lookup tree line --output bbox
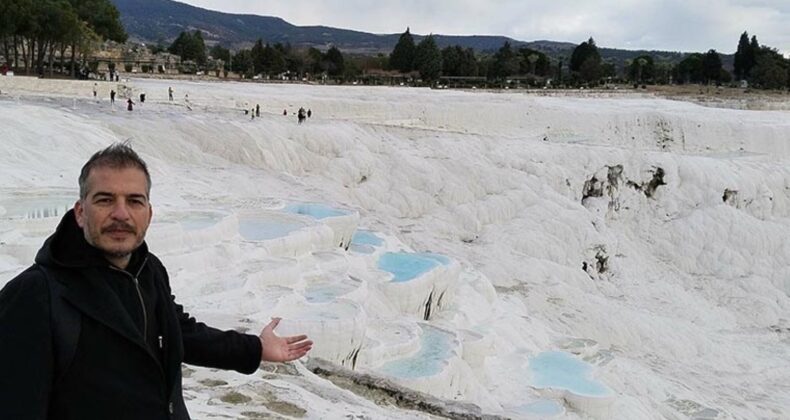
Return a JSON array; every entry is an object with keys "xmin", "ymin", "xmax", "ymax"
[
  {"xmin": 0, "ymin": 0, "xmax": 126, "ymax": 77},
  {"xmin": 383, "ymin": 29, "xmax": 788, "ymax": 89},
  {"xmin": 2, "ymin": 4, "xmax": 787, "ymax": 91},
  {"xmin": 181, "ymin": 28, "xmax": 787, "ymax": 90}
]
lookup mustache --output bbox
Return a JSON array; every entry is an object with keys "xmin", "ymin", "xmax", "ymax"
[{"xmin": 102, "ymin": 222, "xmax": 135, "ymax": 233}]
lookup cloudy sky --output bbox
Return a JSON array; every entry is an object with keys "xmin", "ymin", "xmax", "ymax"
[{"xmin": 178, "ymin": 0, "xmax": 788, "ymax": 55}]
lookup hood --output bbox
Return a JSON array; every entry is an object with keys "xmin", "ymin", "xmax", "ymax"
[{"xmin": 35, "ymin": 209, "xmax": 149, "ymax": 270}]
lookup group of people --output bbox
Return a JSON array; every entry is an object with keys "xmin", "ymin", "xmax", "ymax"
[
  {"xmin": 246, "ymin": 105, "xmax": 314, "ymax": 123},
  {"xmin": 297, "ymin": 107, "xmax": 312, "ymax": 124},
  {"xmin": 245, "ymin": 104, "xmax": 261, "ymax": 119},
  {"xmin": 106, "ymin": 87, "xmax": 185, "ymax": 112}
]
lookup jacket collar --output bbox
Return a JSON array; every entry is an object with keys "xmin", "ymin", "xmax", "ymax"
[{"xmin": 38, "ymin": 210, "xmax": 156, "ymax": 357}]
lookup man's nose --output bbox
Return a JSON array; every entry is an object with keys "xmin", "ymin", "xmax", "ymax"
[{"xmin": 109, "ymin": 200, "xmax": 131, "ymax": 220}]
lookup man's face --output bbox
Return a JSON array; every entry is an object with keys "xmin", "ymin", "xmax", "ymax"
[{"xmin": 74, "ymin": 166, "xmax": 152, "ymax": 267}]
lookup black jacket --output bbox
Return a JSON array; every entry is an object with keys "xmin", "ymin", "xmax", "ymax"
[{"xmin": 0, "ymin": 210, "xmax": 262, "ymax": 420}]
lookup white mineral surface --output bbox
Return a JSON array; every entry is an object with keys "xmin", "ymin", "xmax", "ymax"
[{"xmin": 1, "ymin": 75, "xmax": 789, "ymax": 419}]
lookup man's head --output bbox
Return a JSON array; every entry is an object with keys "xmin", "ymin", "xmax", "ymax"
[{"xmin": 74, "ymin": 142, "xmax": 153, "ymax": 268}]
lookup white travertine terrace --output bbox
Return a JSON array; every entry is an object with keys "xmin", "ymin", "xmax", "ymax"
[{"xmin": 2, "ymin": 75, "xmax": 789, "ymax": 419}]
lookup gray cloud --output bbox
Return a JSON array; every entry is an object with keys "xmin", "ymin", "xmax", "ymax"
[{"xmin": 180, "ymin": 0, "xmax": 789, "ymax": 54}]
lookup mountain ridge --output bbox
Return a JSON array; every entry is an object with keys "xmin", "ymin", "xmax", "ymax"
[{"xmin": 111, "ymin": 0, "xmax": 693, "ymax": 64}]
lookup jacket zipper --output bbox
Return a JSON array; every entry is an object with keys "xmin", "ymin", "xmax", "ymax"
[{"xmin": 111, "ymin": 257, "xmax": 149, "ymax": 339}]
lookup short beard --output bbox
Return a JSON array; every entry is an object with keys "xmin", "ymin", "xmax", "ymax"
[{"xmin": 104, "ymin": 250, "xmax": 133, "ymax": 259}]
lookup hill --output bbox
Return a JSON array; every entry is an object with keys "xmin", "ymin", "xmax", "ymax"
[{"xmin": 110, "ymin": 0, "xmax": 713, "ymax": 67}]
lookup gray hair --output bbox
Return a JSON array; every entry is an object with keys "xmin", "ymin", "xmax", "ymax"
[{"xmin": 78, "ymin": 142, "xmax": 151, "ymax": 199}]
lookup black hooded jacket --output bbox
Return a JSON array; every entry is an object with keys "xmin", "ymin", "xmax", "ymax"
[{"xmin": 0, "ymin": 210, "xmax": 262, "ymax": 420}]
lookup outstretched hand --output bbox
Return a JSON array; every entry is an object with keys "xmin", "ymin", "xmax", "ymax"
[{"xmin": 259, "ymin": 317, "xmax": 313, "ymax": 363}]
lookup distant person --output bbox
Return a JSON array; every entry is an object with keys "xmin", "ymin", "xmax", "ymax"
[
  {"xmin": 139, "ymin": 92, "xmax": 146, "ymax": 103},
  {"xmin": 307, "ymin": 109, "xmax": 312, "ymax": 118},
  {"xmin": 256, "ymin": 104, "xmax": 260, "ymax": 117},
  {"xmin": 283, "ymin": 109, "xmax": 288, "ymax": 116},
  {"xmin": 110, "ymin": 89, "xmax": 116, "ymax": 104},
  {"xmin": 93, "ymin": 83, "xmax": 97, "ymax": 98},
  {"xmin": 127, "ymin": 98, "xmax": 134, "ymax": 111},
  {"xmin": 0, "ymin": 142, "xmax": 313, "ymax": 419},
  {"xmin": 297, "ymin": 107, "xmax": 306, "ymax": 124},
  {"xmin": 251, "ymin": 107, "xmax": 255, "ymax": 120},
  {"xmin": 168, "ymin": 86, "xmax": 174, "ymax": 101}
]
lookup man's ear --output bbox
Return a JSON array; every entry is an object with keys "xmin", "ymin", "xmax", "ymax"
[{"xmin": 74, "ymin": 200, "xmax": 85, "ymax": 228}]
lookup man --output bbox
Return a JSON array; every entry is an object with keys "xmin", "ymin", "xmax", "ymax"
[{"xmin": 0, "ymin": 143, "xmax": 312, "ymax": 419}]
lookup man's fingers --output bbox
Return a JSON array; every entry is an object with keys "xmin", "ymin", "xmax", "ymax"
[
  {"xmin": 288, "ymin": 340, "xmax": 313, "ymax": 350},
  {"xmin": 288, "ymin": 345, "xmax": 312, "ymax": 359},
  {"xmin": 285, "ymin": 334, "xmax": 309, "ymax": 344}
]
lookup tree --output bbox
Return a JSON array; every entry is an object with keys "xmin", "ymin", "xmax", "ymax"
[
  {"xmin": 261, "ymin": 43, "xmax": 286, "ymax": 75},
  {"xmin": 675, "ymin": 53, "xmax": 704, "ymax": 84},
  {"xmin": 168, "ymin": 31, "xmax": 206, "ymax": 66},
  {"xmin": 733, "ymin": 31, "xmax": 751, "ymax": 80},
  {"xmin": 251, "ymin": 39, "xmax": 265, "ymax": 74},
  {"xmin": 442, "ymin": 46, "xmax": 477, "ymax": 77},
  {"xmin": 490, "ymin": 41, "xmax": 519, "ymax": 80},
  {"xmin": 570, "ymin": 37, "xmax": 602, "ymax": 83},
  {"xmin": 517, "ymin": 47, "xmax": 549, "ymax": 76},
  {"xmin": 390, "ymin": 28, "xmax": 416, "ymax": 73},
  {"xmin": 324, "ymin": 46, "xmax": 344, "ymax": 76},
  {"xmin": 579, "ymin": 57, "xmax": 602, "ymax": 84},
  {"xmin": 750, "ymin": 47, "xmax": 789, "ymax": 89},
  {"xmin": 0, "ymin": 0, "xmax": 124, "ymax": 77},
  {"xmin": 67, "ymin": 0, "xmax": 126, "ymax": 76},
  {"xmin": 628, "ymin": 55, "xmax": 655, "ymax": 83},
  {"xmin": 701, "ymin": 49, "xmax": 723, "ymax": 84},
  {"xmin": 306, "ymin": 47, "xmax": 324, "ymax": 74},
  {"xmin": 748, "ymin": 35, "xmax": 759, "ymax": 77},
  {"xmin": 69, "ymin": 0, "xmax": 126, "ymax": 43},
  {"xmin": 414, "ymin": 35, "xmax": 442, "ymax": 83},
  {"xmin": 570, "ymin": 37, "xmax": 601, "ymax": 72},
  {"xmin": 231, "ymin": 48, "xmax": 254, "ymax": 77},
  {"xmin": 209, "ymin": 45, "xmax": 230, "ymax": 66}
]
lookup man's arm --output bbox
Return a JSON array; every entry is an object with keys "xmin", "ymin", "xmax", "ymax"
[
  {"xmin": 174, "ymin": 301, "xmax": 313, "ymax": 372},
  {"xmin": 173, "ymin": 299, "xmax": 264, "ymax": 374},
  {"xmin": 0, "ymin": 268, "xmax": 53, "ymax": 420},
  {"xmin": 152, "ymin": 256, "xmax": 312, "ymax": 372}
]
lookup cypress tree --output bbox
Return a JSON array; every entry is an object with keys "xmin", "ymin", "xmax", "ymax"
[
  {"xmin": 733, "ymin": 31, "xmax": 750, "ymax": 80},
  {"xmin": 390, "ymin": 28, "xmax": 416, "ymax": 73},
  {"xmin": 414, "ymin": 35, "xmax": 442, "ymax": 83}
]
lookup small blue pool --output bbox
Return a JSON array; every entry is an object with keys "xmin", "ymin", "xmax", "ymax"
[
  {"xmin": 352, "ymin": 230, "xmax": 384, "ymax": 246},
  {"xmin": 529, "ymin": 351, "xmax": 611, "ymax": 397},
  {"xmin": 415, "ymin": 252, "xmax": 450, "ymax": 265},
  {"xmin": 378, "ymin": 252, "xmax": 442, "ymax": 283},
  {"xmin": 239, "ymin": 219, "xmax": 304, "ymax": 241},
  {"xmin": 379, "ymin": 326, "xmax": 454, "ymax": 378},
  {"xmin": 285, "ymin": 203, "xmax": 349, "ymax": 219},
  {"xmin": 179, "ymin": 213, "xmax": 225, "ymax": 231}
]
